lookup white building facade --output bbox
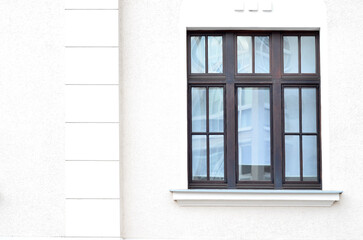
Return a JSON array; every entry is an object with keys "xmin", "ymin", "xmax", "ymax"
[{"xmin": 0, "ymin": 0, "xmax": 361, "ymax": 239}]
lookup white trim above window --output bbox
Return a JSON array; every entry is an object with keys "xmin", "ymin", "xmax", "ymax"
[{"xmin": 170, "ymin": 189, "xmax": 342, "ymax": 207}]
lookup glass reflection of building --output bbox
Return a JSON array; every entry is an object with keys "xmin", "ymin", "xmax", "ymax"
[{"xmin": 238, "ymin": 88, "xmax": 271, "ymax": 181}]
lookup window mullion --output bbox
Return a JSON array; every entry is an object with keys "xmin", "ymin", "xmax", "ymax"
[
  {"xmin": 271, "ymin": 32, "xmax": 283, "ymax": 189},
  {"xmin": 252, "ymin": 36, "xmax": 255, "ymax": 74},
  {"xmin": 205, "ymin": 36, "xmax": 208, "ymax": 74},
  {"xmin": 225, "ymin": 33, "xmax": 236, "ymax": 188},
  {"xmin": 299, "ymin": 87, "xmax": 303, "ymax": 181},
  {"xmin": 206, "ymin": 87, "xmax": 210, "ymax": 180},
  {"xmin": 298, "ymin": 36, "xmax": 301, "ymax": 74}
]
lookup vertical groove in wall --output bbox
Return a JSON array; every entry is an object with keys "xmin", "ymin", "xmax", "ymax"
[
  {"xmin": 118, "ymin": 0, "xmax": 124, "ymax": 237},
  {"xmin": 64, "ymin": 0, "xmax": 120, "ymax": 237}
]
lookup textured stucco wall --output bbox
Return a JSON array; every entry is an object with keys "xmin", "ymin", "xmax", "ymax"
[
  {"xmin": 0, "ymin": 0, "xmax": 65, "ymax": 236},
  {"xmin": 120, "ymin": 0, "xmax": 363, "ymax": 239},
  {"xmin": 0, "ymin": 0, "xmax": 362, "ymax": 238}
]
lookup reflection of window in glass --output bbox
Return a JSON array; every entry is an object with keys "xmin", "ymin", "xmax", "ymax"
[
  {"xmin": 238, "ymin": 87, "xmax": 271, "ymax": 181},
  {"xmin": 238, "ymin": 142, "xmax": 251, "ymax": 181},
  {"xmin": 237, "ymin": 88, "xmax": 252, "ymax": 129}
]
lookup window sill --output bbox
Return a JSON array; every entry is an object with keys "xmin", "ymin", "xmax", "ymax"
[{"xmin": 170, "ymin": 189, "xmax": 342, "ymax": 207}]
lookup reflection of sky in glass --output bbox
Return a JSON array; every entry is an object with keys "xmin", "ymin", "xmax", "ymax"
[
  {"xmin": 191, "ymin": 88, "xmax": 206, "ymax": 132},
  {"xmin": 302, "ymin": 88, "xmax": 317, "ymax": 133},
  {"xmin": 209, "ymin": 135, "xmax": 224, "ymax": 180},
  {"xmin": 255, "ymin": 36, "xmax": 270, "ymax": 73},
  {"xmin": 301, "ymin": 36, "xmax": 316, "ymax": 73},
  {"xmin": 283, "ymin": 36, "xmax": 299, "ymax": 73},
  {"xmin": 303, "ymin": 136, "xmax": 317, "ymax": 181},
  {"xmin": 285, "ymin": 135, "xmax": 300, "ymax": 181},
  {"xmin": 191, "ymin": 36, "xmax": 205, "ymax": 73},
  {"xmin": 237, "ymin": 36, "xmax": 252, "ymax": 73},
  {"xmin": 284, "ymin": 88, "xmax": 299, "ymax": 133},
  {"xmin": 209, "ymin": 87, "xmax": 224, "ymax": 132},
  {"xmin": 208, "ymin": 36, "xmax": 223, "ymax": 73},
  {"xmin": 192, "ymin": 135, "xmax": 207, "ymax": 180},
  {"xmin": 191, "ymin": 87, "xmax": 225, "ymax": 181}
]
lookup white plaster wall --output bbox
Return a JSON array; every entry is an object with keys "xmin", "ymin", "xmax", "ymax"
[
  {"xmin": 0, "ymin": 0, "xmax": 65, "ymax": 236},
  {"xmin": 120, "ymin": 0, "xmax": 363, "ymax": 239},
  {"xmin": 0, "ymin": 0, "xmax": 121, "ymax": 237}
]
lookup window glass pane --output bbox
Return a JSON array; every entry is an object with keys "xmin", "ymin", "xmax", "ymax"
[
  {"xmin": 238, "ymin": 87, "xmax": 271, "ymax": 181},
  {"xmin": 303, "ymin": 135, "xmax": 318, "ymax": 181},
  {"xmin": 208, "ymin": 36, "xmax": 223, "ymax": 73},
  {"xmin": 302, "ymin": 88, "xmax": 317, "ymax": 133},
  {"xmin": 209, "ymin": 87, "xmax": 224, "ymax": 132},
  {"xmin": 284, "ymin": 88, "xmax": 300, "ymax": 133},
  {"xmin": 240, "ymin": 87, "xmax": 253, "ymax": 105},
  {"xmin": 192, "ymin": 135, "xmax": 207, "ymax": 180},
  {"xmin": 285, "ymin": 135, "xmax": 300, "ymax": 181},
  {"xmin": 237, "ymin": 88, "xmax": 252, "ymax": 129},
  {"xmin": 255, "ymin": 36, "xmax": 270, "ymax": 73},
  {"xmin": 283, "ymin": 36, "xmax": 299, "ymax": 73},
  {"xmin": 238, "ymin": 143, "xmax": 251, "ymax": 181},
  {"xmin": 191, "ymin": 88, "xmax": 206, "ymax": 132},
  {"xmin": 239, "ymin": 108, "xmax": 252, "ymax": 128},
  {"xmin": 209, "ymin": 135, "xmax": 224, "ymax": 180},
  {"xmin": 191, "ymin": 36, "xmax": 205, "ymax": 73},
  {"xmin": 301, "ymin": 36, "xmax": 316, "ymax": 73},
  {"xmin": 237, "ymin": 36, "xmax": 252, "ymax": 73}
]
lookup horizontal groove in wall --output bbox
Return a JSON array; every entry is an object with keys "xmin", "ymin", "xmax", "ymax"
[
  {"xmin": 66, "ymin": 160, "xmax": 119, "ymax": 161},
  {"xmin": 66, "ymin": 122, "xmax": 119, "ymax": 124},
  {"xmin": 65, "ymin": 9, "xmax": 119, "ymax": 10},
  {"xmin": 65, "ymin": 46, "xmax": 119, "ymax": 48},
  {"xmin": 64, "ymin": 0, "xmax": 118, "ymax": 10},
  {"xmin": 65, "ymin": 236, "xmax": 122, "ymax": 239},
  {"xmin": 66, "ymin": 198, "xmax": 120, "ymax": 200},
  {"xmin": 65, "ymin": 84, "xmax": 119, "ymax": 86}
]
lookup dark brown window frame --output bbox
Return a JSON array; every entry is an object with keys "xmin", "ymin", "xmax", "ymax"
[{"xmin": 187, "ymin": 30, "xmax": 321, "ymax": 189}]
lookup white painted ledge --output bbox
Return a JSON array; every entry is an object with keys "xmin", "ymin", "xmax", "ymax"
[{"xmin": 170, "ymin": 189, "xmax": 342, "ymax": 207}]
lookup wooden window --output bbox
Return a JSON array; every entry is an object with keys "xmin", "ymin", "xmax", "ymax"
[{"xmin": 187, "ymin": 31, "xmax": 321, "ymax": 189}]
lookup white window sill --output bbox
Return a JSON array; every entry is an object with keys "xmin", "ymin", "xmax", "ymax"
[{"xmin": 170, "ymin": 189, "xmax": 343, "ymax": 207}]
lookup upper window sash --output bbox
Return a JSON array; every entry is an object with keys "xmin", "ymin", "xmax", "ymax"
[
  {"xmin": 282, "ymin": 33, "xmax": 320, "ymax": 76},
  {"xmin": 236, "ymin": 34, "xmax": 271, "ymax": 75},
  {"xmin": 189, "ymin": 34, "xmax": 225, "ymax": 75}
]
